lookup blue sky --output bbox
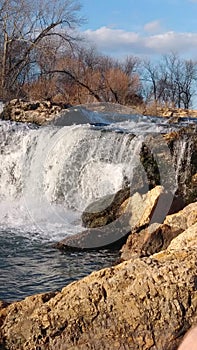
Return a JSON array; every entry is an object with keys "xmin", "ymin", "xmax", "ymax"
[{"xmin": 80, "ymin": 0, "xmax": 197, "ymax": 58}]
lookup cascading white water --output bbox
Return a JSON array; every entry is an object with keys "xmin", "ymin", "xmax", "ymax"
[
  {"xmin": 172, "ymin": 135, "xmax": 193, "ymax": 194},
  {"xmin": 0, "ymin": 119, "xmax": 144, "ymax": 239},
  {"xmin": 0, "ymin": 107, "xmax": 193, "ymax": 240}
]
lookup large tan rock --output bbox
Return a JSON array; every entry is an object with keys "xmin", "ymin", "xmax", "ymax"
[
  {"xmin": 164, "ymin": 201, "xmax": 197, "ymax": 230},
  {"xmin": 1, "ymin": 225, "xmax": 197, "ymax": 350},
  {"xmin": 167, "ymin": 222, "xmax": 197, "ymax": 251},
  {"xmin": 56, "ymin": 186, "xmax": 163, "ymax": 251},
  {"xmin": 121, "ymin": 201, "xmax": 197, "ymax": 261},
  {"xmin": 120, "ymin": 222, "xmax": 182, "ymax": 261},
  {"xmin": 128, "ymin": 185, "xmax": 164, "ymax": 228}
]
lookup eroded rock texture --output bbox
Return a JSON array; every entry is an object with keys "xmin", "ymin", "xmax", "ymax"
[
  {"xmin": 1, "ymin": 227, "xmax": 197, "ymax": 350},
  {"xmin": 0, "ymin": 99, "xmax": 64, "ymax": 125},
  {"xmin": 121, "ymin": 201, "xmax": 197, "ymax": 261}
]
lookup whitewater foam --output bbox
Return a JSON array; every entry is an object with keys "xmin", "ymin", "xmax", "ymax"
[{"xmin": 0, "ymin": 107, "xmax": 191, "ymax": 241}]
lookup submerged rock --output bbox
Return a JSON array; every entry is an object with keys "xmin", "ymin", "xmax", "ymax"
[{"xmin": 1, "ymin": 225, "xmax": 197, "ymax": 349}]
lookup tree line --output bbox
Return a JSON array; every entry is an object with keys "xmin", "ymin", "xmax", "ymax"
[{"xmin": 0, "ymin": 0, "xmax": 197, "ymax": 109}]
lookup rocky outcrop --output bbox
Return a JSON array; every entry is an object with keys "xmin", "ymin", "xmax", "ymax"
[
  {"xmin": 1, "ymin": 224, "xmax": 197, "ymax": 350},
  {"xmin": 56, "ymin": 186, "xmax": 164, "ymax": 251},
  {"xmin": 136, "ymin": 129, "xmax": 197, "ymax": 205},
  {"xmin": 0, "ymin": 99, "xmax": 65, "ymax": 125},
  {"xmin": 143, "ymin": 105, "xmax": 197, "ymax": 119},
  {"xmin": 81, "ymin": 187, "xmax": 131, "ymax": 228},
  {"xmin": 121, "ymin": 201, "xmax": 197, "ymax": 261}
]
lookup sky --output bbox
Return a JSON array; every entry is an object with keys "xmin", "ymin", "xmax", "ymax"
[{"xmin": 80, "ymin": 0, "xmax": 197, "ymax": 59}]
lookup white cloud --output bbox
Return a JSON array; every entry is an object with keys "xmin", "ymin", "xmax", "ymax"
[
  {"xmin": 144, "ymin": 20, "xmax": 162, "ymax": 34},
  {"xmin": 83, "ymin": 26, "xmax": 197, "ymax": 57}
]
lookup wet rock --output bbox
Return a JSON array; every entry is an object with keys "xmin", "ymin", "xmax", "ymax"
[
  {"xmin": 167, "ymin": 127, "xmax": 197, "ymax": 204},
  {"xmin": 81, "ymin": 187, "xmax": 131, "ymax": 228},
  {"xmin": 0, "ymin": 301, "xmax": 9, "ymax": 311},
  {"xmin": 1, "ymin": 227, "xmax": 197, "ymax": 350},
  {"xmin": 55, "ymin": 213, "xmax": 131, "ymax": 251},
  {"xmin": 137, "ymin": 129, "xmax": 197, "ymax": 205},
  {"xmin": 82, "ymin": 184, "xmax": 164, "ymax": 230},
  {"xmin": 57, "ymin": 186, "xmax": 163, "ymax": 251}
]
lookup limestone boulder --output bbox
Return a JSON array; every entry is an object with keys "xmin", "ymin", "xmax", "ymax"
[
  {"xmin": 164, "ymin": 201, "xmax": 197, "ymax": 230},
  {"xmin": 120, "ymin": 201, "xmax": 197, "ymax": 261},
  {"xmin": 56, "ymin": 186, "xmax": 163, "ymax": 251},
  {"xmin": 167, "ymin": 222, "xmax": 197, "ymax": 251},
  {"xmin": 120, "ymin": 222, "xmax": 182, "ymax": 261}
]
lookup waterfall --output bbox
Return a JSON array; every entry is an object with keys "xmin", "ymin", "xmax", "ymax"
[
  {"xmin": 172, "ymin": 134, "xmax": 194, "ymax": 200},
  {"xmin": 0, "ymin": 107, "xmax": 195, "ymax": 240},
  {"xmin": 0, "ymin": 119, "xmax": 143, "ymax": 238}
]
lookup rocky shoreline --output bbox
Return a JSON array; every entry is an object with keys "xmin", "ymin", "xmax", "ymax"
[
  {"xmin": 0, "ymin": 217, "xmax": 197, "ymax": 349},
  {"xmin": 0, "ymin": 100, "xmax": 197, "ymax": 349}
]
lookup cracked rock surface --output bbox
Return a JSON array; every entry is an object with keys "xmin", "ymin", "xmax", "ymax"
[{"xmin": 1, "ymin": 226, "xmax": 197, "ymax": 349}]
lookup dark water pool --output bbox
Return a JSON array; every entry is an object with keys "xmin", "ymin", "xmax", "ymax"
[{"xmin": 0, "ymin": 231, "xmax": 119, "ymax": 302}]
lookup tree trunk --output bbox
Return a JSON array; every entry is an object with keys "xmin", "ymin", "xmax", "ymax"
[{"xmin": 1, "ymin": 30, "xmax": 9, "ymax": 99}]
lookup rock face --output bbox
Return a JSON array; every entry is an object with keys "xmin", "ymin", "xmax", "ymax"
[
  {"xmin": 1, "ymin": 225, "xmax": 197, "ymax": 350},
  {"xmin": 81, "ymin": 187, "xmax": 131, "ymax": 228},
  {"xmin": 79, "ymin": 127, "xmax": 197, "ymax": 244},
  {"xmin": 121, "ymin": 201, "xmax": 197, "ymax": 261},
  {"xmin": 141, "ymin": 129, "xmax": 197, "ymax": 205},
  {"xmin": 167, "ymin": 127, "xmax": 197, "ymax": 204},
  {"xmin": 56, "ymin": 186, "xmax": 163, "ymax": 251},
  {"xmin": 0, "ymin": 99, "xmax": 65, "ymax": 125}
]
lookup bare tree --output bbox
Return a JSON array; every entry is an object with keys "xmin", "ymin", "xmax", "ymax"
[
  {"xmin": 142, "ymin": 53, "xmax": 197, "ymax": 109},
  {"xmin": 142, "ymin": 59, "xmax": 162, "ymax": 103},
  {"xmin": 0, "ymin": 0, "xmax": 82, "ymax": 100},
  {"xmin": 46, "ymin": 49, "xmax": 142, "ymax": 105},
  {"xmin": 160, "ymin": 53, "xmax": 197, "ymax": 108}
]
